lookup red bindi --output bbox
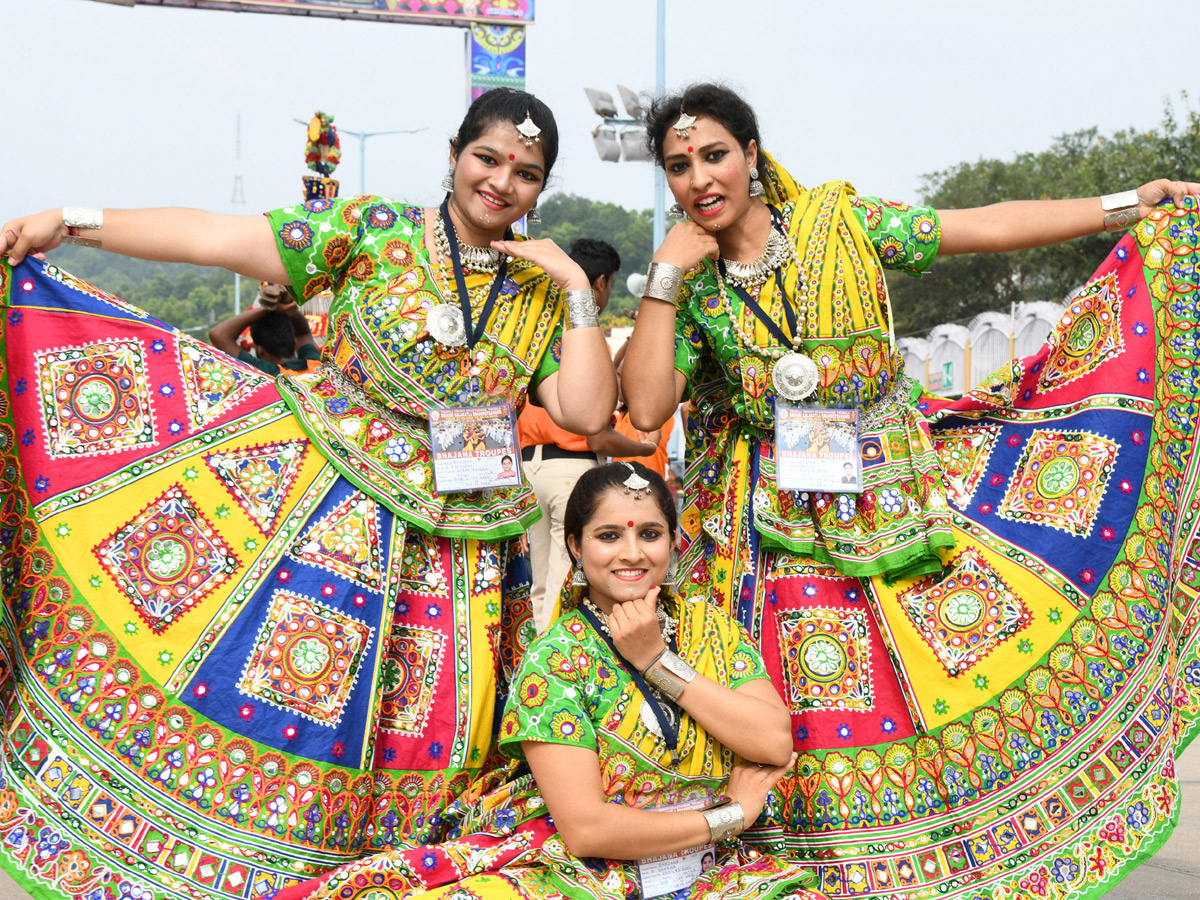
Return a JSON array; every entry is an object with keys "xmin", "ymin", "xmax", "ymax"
[
  {"xmin": 687, "ymin": 146, "xmax": 693, "ymax": 153},
  {"xmin": 508, "ymin": 153, "xmax": 515, "ymax": 161},
  {"xmin": 627, "ymin": 521, "xmax": 635, "ymax": 528}
]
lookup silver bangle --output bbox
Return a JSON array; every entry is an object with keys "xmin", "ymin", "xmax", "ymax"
[
  {"xmin": 564, "ymin": 288, "xmax": 600, "ymax": 329},
  {"xmin": 62, "ymin": 206, "xmax": 104, "ymax": 248},
  {"xmin": 1100, "ymin": 189, "xmax": 1140, "ymax": 232},
  {"xmin": 644, "ymin": 649, "xmax": 696, "ymax": 702},
  {"xmin": 644, "ymin": 262, "xmax": 683, "ymax": 305},
  {"xmin": 702, "ymin": 800, "xmax": 745, "ymax": 842}
]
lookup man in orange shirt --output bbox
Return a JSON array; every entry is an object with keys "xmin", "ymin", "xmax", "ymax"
[{"xmin": 518, "ymin": 240, "xmax": 659, "ymax": 629}]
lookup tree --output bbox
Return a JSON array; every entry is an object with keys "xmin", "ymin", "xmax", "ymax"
[
  {"xmin": 532, "ymin": 193, "xmax": 653, "ymax": 319},
  {"xmin": 888, "ymin": 94, "xmax": 1200, "ymax": 335}
]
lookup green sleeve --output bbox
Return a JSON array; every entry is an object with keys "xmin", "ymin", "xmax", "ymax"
[
  {"xmin": 526, "ymin": 318, "xmax": 563, "ymax": 406},
  {"xmin": 498, "ymin": 629, "xmax": 598, "ymax": 759},
  {"xmin": 673, "ymin": 289, "xmax": 708, "ymax": 387},
  {"xmin": 728, "ymin": 622, "xmax": 771, "ymax": 688},
  {"xmin": 298, "ymin": 342, "xmax": 322, "ymax": 362},
  {"xmin": 264, "ymin": 196, "xmax": 369, "ymax": 301},
  {"xmin": 848, "ymin": 195, "xmax": 941, "ymax": 277}
]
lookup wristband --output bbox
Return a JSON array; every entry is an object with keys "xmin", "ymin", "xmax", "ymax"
[
  {"xmin": 1101, "ymin": 189, "xmax": 1140, "ymax": 232},
  {"xmin": 644, "ymin": 262, "xmax": 683, "ymax": 305},
  {"xmin": 643, "ymin": 649, "xmax": 696, "ymax": 701},
  {"xmin": 564, "ymin": 289, "xmax": 600, "ymax": 329},
  {"xmin": 62, "ymin": 206, "xmax": 104, "ymax": 248},
  {"xmin": 702, "ymin": 799, "xmax": 745, "ymax": 842}
]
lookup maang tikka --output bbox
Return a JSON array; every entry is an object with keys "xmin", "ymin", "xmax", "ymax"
[
  {"xmin": 620, "ymin": 462, "xmax": 651, "ymax": 499},
  {"xmin": 516, "ymin": 113, "xmax": 542, "ymax": 148}
]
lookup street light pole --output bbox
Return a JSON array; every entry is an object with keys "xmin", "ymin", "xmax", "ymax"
[
  {"xmin": 337, "ymin": 127, "xmax": 429, "ymax": 195},
  {"xmin": 653, "ymin": 0, "xmax": 666, "ymax": 249}
]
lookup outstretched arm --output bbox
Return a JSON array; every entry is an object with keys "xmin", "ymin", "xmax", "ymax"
[
  {"xmin": 2, "ymin": 208, "xmax": 288, "ymax": 283},
  {"xmin": 938, "ymin": 178, "xmax": 1200, "ymax": 255}
]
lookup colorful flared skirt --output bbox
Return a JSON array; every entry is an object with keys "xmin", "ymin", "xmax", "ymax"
[
  {"xmin": 0, "ymin": 260, "xmax": 534, "ymax": 900},
  {"xmin": 676, "ymin": 201, "xmax": 1200, "ymax": 900}
]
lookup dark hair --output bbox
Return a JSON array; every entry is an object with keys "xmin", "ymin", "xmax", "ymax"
[
  {"xmin": 645, "ymin": 83, "xmax": 765, "ymax": 171},
  {"xmin": 250, "ymin": 311, "xmax": 296, "ymax": 360},
  {"xmin": 568, "ymin": 238, "xmax": 621, "ymax": 287},
  {"xmin": 563, "ymin": 462, "xmax": 677, "ymax": 565},
  {"xmin": 449, "ymin": 88, "xmax": 560, "ymax": 183},
  {"xmin": 501, "ymin": 454, "xmax": 513, "ymax": 464}
]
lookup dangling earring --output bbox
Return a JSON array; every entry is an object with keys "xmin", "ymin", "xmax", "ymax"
[
  {"xmin": 661, "ymin": 551, "xmax": 678, "ymax": 587},
  {"xmin": 749, "ymin": 165, "xmax": 765, "ymax": 198},
  {"xmin": 571, "ymin": 560, "xmax": 589, "ymax": 588},
  {"xmin": 440, "ymin": 164, "xmax": 455, "ymax": 193},
  {"xmin": 668, "ymin": 202, "xmax": 686, "ymax": 219},
  {"xmin": 526, "ymin": 206, "xmax": 541, "ymax": 225}
]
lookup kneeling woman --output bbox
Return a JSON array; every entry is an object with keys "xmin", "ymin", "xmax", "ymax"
[{"xmin": 283, "ymin": 461, "xmax": 823, "ymax": 900}]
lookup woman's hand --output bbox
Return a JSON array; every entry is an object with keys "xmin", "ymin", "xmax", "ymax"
[
  {"xmin": 724, "ymin": 753, "xmax": 797, "ymax": 827},
  {"xmin": 1135, "ymin": 178, "xmax": 1200, "ymax": 216},
  {"xmin": 608, "ymin": 586, "xmax": 667, "ymax": 672},
  {"xmin": 492, "ymin": 238, "xmax": 590, "ymax": 292},
  {"xmin": 650, "ymin": 220, "xmax": 719, "ymax": 273},
  {"xmin": 2, "ymin": 209, "xmax": 68, "ymax": 265}
]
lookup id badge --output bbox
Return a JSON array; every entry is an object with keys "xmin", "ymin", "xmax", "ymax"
[
  {"xmin": 636, "ymin": 799, "xmax": 717, "ymax": 898},
  {"xmin": 428, "ymin": 401, "xmax": 522, "ymax": 494},
  {"xmin": 775, "ymin": 405, "xmax": 862, "ymax": 493}
]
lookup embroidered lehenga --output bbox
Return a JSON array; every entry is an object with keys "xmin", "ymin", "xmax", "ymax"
[
  {"xmin": 670, "ymin": 163, "xmax": 1200, "ymax": 900},
  {"xmin": 0, "ymin": 196, "xmax": 566, "ymax": 899}
]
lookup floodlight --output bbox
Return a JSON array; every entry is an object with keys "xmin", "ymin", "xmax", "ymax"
[
  {"xmin": 584, "ymin": 88, "xmax": 618, "ymax": 119},
  {"xmin": 619, "ymin": 127, "xmax": 651, "ymax": 162},
  {"xmin": 618, "ymin": 85, "xmax": 646, "ymax": 121},
  {"xmin": 592, "ymin": 126, "xmax": 621, "ymax": 163}
]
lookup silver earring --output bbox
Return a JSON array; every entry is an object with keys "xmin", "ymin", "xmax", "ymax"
[
  {"xmin": 440, "ymin": 165, "xmax": 455, "ymax": 193},
  {"xmin": 668, "ymin": 202, "xmax": 686, "ymax": 219},
  {"xmin": 749, "ymin": 166, "xmax": 765, "ymax": 198},
  {"xmin": 661, "ymin": 552, "xmax": 678, "ymax": 587},
  {"xmin": 526, "ymin": 206, "xmax": 541, "ymax": 225},
  {"xmin": 571, "ymin": 560, "xmax": 589, "ymax": 588}
]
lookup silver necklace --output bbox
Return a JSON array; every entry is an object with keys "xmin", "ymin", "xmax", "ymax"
[
  {"xmin": 582, "ymin": 598, "xmax": 678, "ymax": 642},
  {"xmin": 433, "ymin": 214, "xmax": 503, "ymax": 274},
  {"xmin": 720, "ymin": 227, "xmax": 790, "ymax": 289},
  {"xmin": 714, "ymin": 224, "xmax": 819, "ymax": 402}
]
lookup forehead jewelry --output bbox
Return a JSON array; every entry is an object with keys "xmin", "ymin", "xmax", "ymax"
[
  {"xmin": 515, "ymin": 113, "xmax": 542, "ymax": 148},
  {"xmin": 620, "ymin": 461, "xmax": 651, "ymax": 499},
  {"xmin": 672, "ymin": 111, "xmax": 697, "ymax": 139}
]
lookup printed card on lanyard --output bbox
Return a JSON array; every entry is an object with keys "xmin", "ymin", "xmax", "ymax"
[
  {"xmin": 636, "ymin": 798, "xmax": 718, "ymax": 897},
  {"xmin": 775, "ymin": 405, "xmax": 862, "ymax": 493},
  {"xmin": 428, "ymin": 401, "xmax": 522, "ymax": 493}
]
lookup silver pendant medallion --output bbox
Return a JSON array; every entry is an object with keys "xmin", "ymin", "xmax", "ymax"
[
  {"xmin": 772, "ymin": 352, "xmax": 819, "ymax": 401},
  {"xmin": 426, "ymin": 303, "xmax": 468, "ymax": 347}
]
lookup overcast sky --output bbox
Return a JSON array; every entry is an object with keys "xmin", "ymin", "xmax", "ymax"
[{"xmin": 4, "ymin": 0, "xmax": 1196, "ymax": 222}]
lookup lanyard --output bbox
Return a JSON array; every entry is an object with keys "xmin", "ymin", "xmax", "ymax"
[
  {"xmin": 578, "ymin": 605, "xmax": 682, "ymax": 766},
  {"xmin": 438, "ymin": 200, "xmax": 509, "ymax": 350},
  {"xmin": 716, "ymin": 205, "xmax": 800, "ymax": 347}
]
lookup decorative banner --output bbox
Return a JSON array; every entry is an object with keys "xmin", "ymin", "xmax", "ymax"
[
  {"xmin": 468, "ymin": 22, "xmax": 527, "ymax": 99},
  {"xmin": 109, "ymin": 0, "xmax": 534, "ymax": 26}
]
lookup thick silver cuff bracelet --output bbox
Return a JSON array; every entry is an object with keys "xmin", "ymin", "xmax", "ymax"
[
  {"xmin": 564, "ymin": 289, "xmax": 600, "ymax": 329},
  {"xmin": 1101, "ymin": 189, "xmax": 1140, "ymax": 232},
  {"xmin": 644, "ymin": 262, "xmax": 683, "ymax": 305},
  {"xmin": 62, "ymin": 206, "xmax": 104, "ymax": 248},
  {"xmin": 644, "ymin": 649, "xmax": 696, "ymax": 701},
  {"xmin": 702, "ymin": 800, "xmax": 745, "ymax": 842}
]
